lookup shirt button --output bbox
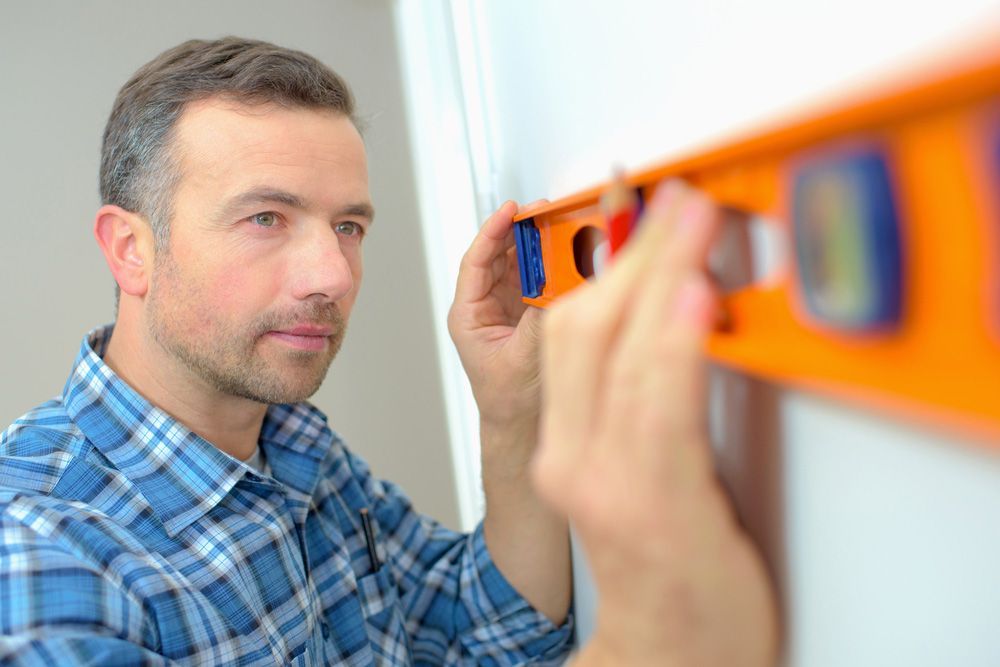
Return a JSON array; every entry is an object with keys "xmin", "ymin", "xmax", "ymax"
[{"xmin": 321, "ymin": 622, "xmax": 331, "ymax": 639}]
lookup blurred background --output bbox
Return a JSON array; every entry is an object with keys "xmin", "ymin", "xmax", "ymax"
[
  {"xmin": 3, "ymin": 1, "xmax": 1000, "ymax": 665},
  {"xmin": 0, "ymin": 1, "xmax": 462, "ymax": 526}
]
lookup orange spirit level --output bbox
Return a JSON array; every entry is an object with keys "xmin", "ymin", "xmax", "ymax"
[{"xmin": 512, "ymin": 38, "xmax": 1000, "ymax": 437}]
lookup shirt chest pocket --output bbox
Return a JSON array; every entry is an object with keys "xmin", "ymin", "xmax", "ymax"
[{"xmin": 356, "ymin": 565, "xmax": 413, "ymax": 664}]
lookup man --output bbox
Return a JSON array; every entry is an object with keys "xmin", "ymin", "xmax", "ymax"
[{"xmin": 0, "ymin": 37, "xmax": 776, "ymax": 665}]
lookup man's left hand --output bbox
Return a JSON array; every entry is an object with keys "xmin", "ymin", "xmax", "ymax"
[{"xmin": 448, "ymin": 200, "xmax": 546, "ymax": 449}]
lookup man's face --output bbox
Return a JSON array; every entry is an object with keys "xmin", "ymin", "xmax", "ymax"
[{"xmin": 146, "ymin": 99, "xmax": 373, "ymax": 404}]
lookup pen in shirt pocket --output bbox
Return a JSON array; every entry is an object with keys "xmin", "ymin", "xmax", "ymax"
[{"xmin": 359, "ymin": 508, "xmax": 381, "ymax": 572}]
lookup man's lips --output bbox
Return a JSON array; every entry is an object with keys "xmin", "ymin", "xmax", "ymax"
[
  {"xmin": 265, "ymin": 325, "xmax": 334, "ymax": 351},
  {"xmin": 276, "ymin": 324, "xmax": 334, "ymax": 337}
]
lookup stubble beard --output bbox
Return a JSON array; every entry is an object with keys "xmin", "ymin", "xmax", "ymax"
[{"xmin": 147, "ymin": 252, "xmax": 346, "ymax": 405}]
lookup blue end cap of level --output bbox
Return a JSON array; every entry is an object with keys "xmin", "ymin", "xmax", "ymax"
[
  {"xmin": 792, "ymin": 149, "xmax": 904, "ymax": 332},
  {"xmin": 514, "ymin": 219, "xmax": 546, "ymax": 299}
]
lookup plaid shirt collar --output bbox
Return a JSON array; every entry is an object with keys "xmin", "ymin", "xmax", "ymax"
[{"xmin": 62, "ymin": 325, "xmax": 334, "ymax": 537}]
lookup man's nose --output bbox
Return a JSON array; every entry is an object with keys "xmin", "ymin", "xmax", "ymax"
[{"xmin": 290, "ymin": 226, "xmax": 355, "ymax": 302}]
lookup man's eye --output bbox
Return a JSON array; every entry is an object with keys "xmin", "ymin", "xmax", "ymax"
[
  {"xmin": 250, "ymin": 212, "xmax": 277, "ymax": 227},
  {"xmin": 336, "ymin": 221, "xmax": 363, "ymax": 237}
]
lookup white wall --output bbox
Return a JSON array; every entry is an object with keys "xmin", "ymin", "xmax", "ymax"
[
  {"xmin": 0, "ymin": 1, "xmax": 460, "ymax": 528},
  {"xmin": 458, "ymin": 1, "xmax": 1000, "ymax": 664}
]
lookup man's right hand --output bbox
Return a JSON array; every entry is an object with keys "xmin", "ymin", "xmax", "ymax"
[{"xmin": 531, "ymin": 180, "xmax": 779, "ymax": 666}]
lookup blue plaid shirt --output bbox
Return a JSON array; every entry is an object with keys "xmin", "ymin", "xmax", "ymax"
[{"xmin": 0, "ymin": 327, "xmax": 573, "ymax": 665}]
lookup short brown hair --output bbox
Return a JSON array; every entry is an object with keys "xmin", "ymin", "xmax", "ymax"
[{"xmin": 100, "ymin": 37, "xmax": 359, "ymax": 248}]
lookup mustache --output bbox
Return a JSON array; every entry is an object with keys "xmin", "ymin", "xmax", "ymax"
[{"xmin": 252, "ymin": 302, "xmax": 345, "ymax": 336}]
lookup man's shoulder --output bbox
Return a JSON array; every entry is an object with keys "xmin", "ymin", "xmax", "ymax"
[
  {"xmin": 0, "ymin": 397, "xmax": 93, "ymax": 495},
  {"xmin": 0, "ymin": 404, "xmax": 153, "ymax": 595},
  {"xmin": 1, "ymin": 396, "xmax": 87, "ymax": 453},
  {"xmin": 0, "ymin": 486, "xmax": 154, "ymax": 650}
]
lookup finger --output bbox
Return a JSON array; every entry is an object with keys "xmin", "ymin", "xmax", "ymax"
[
  {"xmin": 486, "ymin": 200, "xmax": 546, "ymax": 295},
  {"xmin": 586, "ymin": 180, "xmax": 686, "ymax": 309},
  {"xmin": 657, "ymin": 273, "xmax": 716, "ymax": 445},
  {"xmin": 454, "ymin": 200, "xmax": 519, "ymax": 303},
  {"xmin": 613, "ymin": 186, "xmax": 719, "ymax": 358},
  {"xmin": 498, "ymin": 245, "xmax": 520, "ymax": 289},
  {"xmin": 630, "ymin": 272, "xmax": 717, "ymax": 491},
  {"xmin": 490, "ymin": 234, "xmax": 516, "ymax": 286},
  {"xmin": 538, "ymin": 181, "xmax": 688, "ymax": 464},
  {"xmin": 599, "ymin": 190, "xmax": 719, "ymax": 471},
  {"xmin": 569, "ymin": 178, "xmax": 689, "ymax": 303}
]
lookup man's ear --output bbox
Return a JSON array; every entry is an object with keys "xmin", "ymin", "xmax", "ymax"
[{"xmin": 93, "ymin": 205, "xmax": 156, "ymax": 298}]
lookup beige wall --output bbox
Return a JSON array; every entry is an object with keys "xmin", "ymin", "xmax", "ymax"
[{"xmin": 0, "ymin": 0, "xmax": 460, "ymax": 528}]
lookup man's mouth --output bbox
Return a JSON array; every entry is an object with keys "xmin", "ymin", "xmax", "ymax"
[{"xmin": 265, "ymin": 324, "xmax": 334, "ymax": 351}]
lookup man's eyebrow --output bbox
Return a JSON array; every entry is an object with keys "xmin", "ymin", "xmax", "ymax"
[
  {"xmin": 218, "ymin": 187, "xmax": 308, "ymax": 217},
  {"xmin": 341, "ymin": 203, "xmax": 375, "ymax": 224},
  {"xmin": 218, "ymin": 187, "xmax": 374, "ymax": 223}
]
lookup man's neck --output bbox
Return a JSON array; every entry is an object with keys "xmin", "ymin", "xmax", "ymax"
[{"xmin": 103, "ymin": 322, "xmax": 267, "ymax": 461}]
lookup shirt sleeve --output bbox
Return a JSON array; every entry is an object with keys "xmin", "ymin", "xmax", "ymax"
[
  {"xmin": 341, "ymin": 444, "xmax": 574, "ymax": 666},
  {"xmin": 0, "ymin": 508, "xmax": 171, "ymax": 667},
  {"xmin": 0, "ymin": 636, "xmax": 171, "ymax": 667}
]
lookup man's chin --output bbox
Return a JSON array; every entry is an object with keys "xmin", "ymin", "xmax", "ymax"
[
  {"xmin": 210, "ymin": 334, "xmax": 341, "ymax": 404},
  {"xmin": 227, "ymin": 378, "xmax": 325, "ymax": 405},
  {"xmin": 240, "ymin": 361, "xmax": 332, "ymax": 404}
]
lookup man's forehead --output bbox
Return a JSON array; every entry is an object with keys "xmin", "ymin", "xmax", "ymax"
[
  {"xmin": 170, "ymin": 96, "xmax": 370, "ymax": 202},
  {"xmin": 173, "ymin": 97, "xmax": 366, "ymax": 166}
]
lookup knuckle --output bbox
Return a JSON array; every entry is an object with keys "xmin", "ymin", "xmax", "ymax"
[{"xmin": 606, "ymin": 349, "xmax": 643, "ymax": 389}]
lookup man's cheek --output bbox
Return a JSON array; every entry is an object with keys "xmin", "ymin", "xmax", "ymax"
[
  {"xmin": 185, "ymin": 268, "xmax": 256, "ymax": 332},
  {"xmin": 203, "ymin": 266, "xmax": 258, "ymax": 306}
]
